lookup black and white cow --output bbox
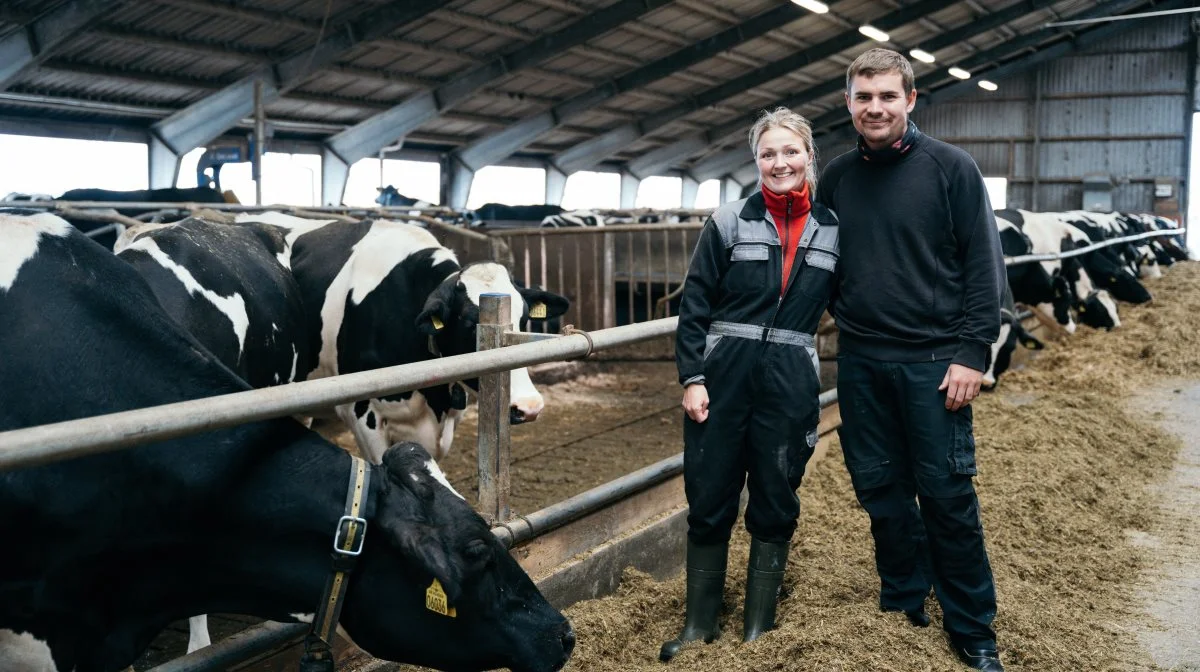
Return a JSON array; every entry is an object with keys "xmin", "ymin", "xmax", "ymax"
[
  {"xmin": 981, "ymin": 284, "xmax": 1045, "ymax": 389},
  {"xmin": 1054, "ymin": 211, "xmax": 1154, "ymax": 302},
  {"xmin": 998, "ymin": 209, "xmax": 1121, "ymax": 331},
  {"xmin": 234, "ymin": 212, "xmax": 570, "ymax": 464},
  {"xmin": 994, "ymin": 211, "xmax": 1076, "ymax": 333},
  {"xmin": 0, "ymin": 212, "xmax": 575, "ymax": 672},
  {"xmin": 116, "ymin": 217, "xmax": 309, "ymax": 390}
]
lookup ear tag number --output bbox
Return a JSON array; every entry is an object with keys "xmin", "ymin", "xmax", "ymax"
[
  {"xmin": 530, "ymin": 302, "xmax": 548, "ymax": 319},
  {"xmin": 426, "ymin": 578, "xmax": 457, "ymax": 617}
]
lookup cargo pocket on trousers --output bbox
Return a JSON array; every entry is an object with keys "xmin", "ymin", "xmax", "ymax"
[{"xmin": 949, "ymin": 409, "xmax": 978, "ymax": 476}]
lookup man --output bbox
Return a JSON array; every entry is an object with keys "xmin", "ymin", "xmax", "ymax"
[{"xmin": 815, "ymin": 48, "xmax": 1006, "ymax": 672}]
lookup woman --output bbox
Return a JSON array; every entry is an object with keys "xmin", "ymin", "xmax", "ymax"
[{"xmin": 663, "ymin": 107, "xmax": 839, "ymax": 660}]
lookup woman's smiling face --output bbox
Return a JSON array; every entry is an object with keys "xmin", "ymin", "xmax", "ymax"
[{"xmin": 756, "ymin": 127, "xmax": 810, "ymax": 195}]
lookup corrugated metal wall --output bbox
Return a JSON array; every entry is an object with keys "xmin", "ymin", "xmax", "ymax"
[{"xmin": 913, "ymin": 14, "xmax": 1193, "ymax": 215}]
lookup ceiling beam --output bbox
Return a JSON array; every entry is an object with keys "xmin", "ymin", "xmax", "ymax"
[
  {"xmin": 321, "ymin": 0, "xmax": 674, "ymax": 170},
  {"xmin": 0, "ymin": 0, "xmax": 122, "ymax": 89},
  {"xmin": 555, "ymin": 0, "xmax": 960, "ymax": 176},
  {"xmin": 148, "ymin": 0, "xmax": 321, "ymax": 33},
  {"xmin": 692, "ymin": 0, "xmax": 1161, "ymax": 182},
  {"xmin": 146, "ymin": 0, "xmax": 442, "ymax": 166},
  {"xmin": 451, "ymin": 0, "xmax": 831, "ymax": 173}
]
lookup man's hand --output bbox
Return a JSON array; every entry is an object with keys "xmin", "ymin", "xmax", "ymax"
[
  {"xmin": 683, "ymin": 384, "xmax": 710, "ymax": 423},
  {"xmin": 938, "ymin": 363, "xmax": 982, "ymax": 411}
]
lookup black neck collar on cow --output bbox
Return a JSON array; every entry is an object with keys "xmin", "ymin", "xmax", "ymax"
[{"xmin": 301, "ymin": 455, "xmax": 371, "ymax": 671}]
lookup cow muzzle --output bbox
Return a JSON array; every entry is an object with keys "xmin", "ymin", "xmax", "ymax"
[{"xmin": 509, "ymin": 403, "xmax": 542, "ymax": 424}]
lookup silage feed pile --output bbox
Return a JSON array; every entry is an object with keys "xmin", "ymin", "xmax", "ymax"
[{"xmin": 562, "ymin": 262, "xmax": 1200, "ymax": 671}]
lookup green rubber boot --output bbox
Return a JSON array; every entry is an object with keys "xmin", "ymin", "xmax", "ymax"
[
  {"xmin": 742, "ymin": 538, "xmax": 789, "ymax": 643},
  {"xmin": 659, "ymin": 539, "xmax": 728, "ymax": 662}
]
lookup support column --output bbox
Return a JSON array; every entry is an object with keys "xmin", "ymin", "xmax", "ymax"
[
  {"xmin": 619, "ymin": 171, "xmax": 640, "ymax": 209},
  {"xmin": 447, "ymin": 159, "xmax": 475, "ymax": 210},
  {"xmin": 321, "ymin": 147, "xmax": 350, "ymax": 206},
  {"xmin": 721, "ymin": 177, "xmax": 742, "ymax": 204},
  {"xmin": 545, "ymin": 164, "xmax": 568, "ymax": 206},
  {"xmin": 680, "ymin": 175, "xmax": 699, "ymax": 209},
  {"xmin": 147, "ymin": 135, "xmax": 181, "ymax": 189}
]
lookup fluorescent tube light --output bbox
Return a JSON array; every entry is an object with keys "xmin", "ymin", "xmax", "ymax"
[
  {"xmin": 909, "ymin": 48, "xmax": 936, "ymax": 63},
  {"xmin": 858, "ymin": 25, "xmax": 890, "ymax": 42},
  {"xmin": 792, "ymin": 0, "xmax": 829, "ymax": 13}
]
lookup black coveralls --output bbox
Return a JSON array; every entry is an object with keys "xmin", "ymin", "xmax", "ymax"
[{"xmin": 675, "ymin": 193, "xmax": 839, "ymax": 546}]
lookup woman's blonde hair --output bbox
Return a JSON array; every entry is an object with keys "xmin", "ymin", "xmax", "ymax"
[{"xmin": 748, "ymin": 107, "xmax": 817, "ymax": 193}]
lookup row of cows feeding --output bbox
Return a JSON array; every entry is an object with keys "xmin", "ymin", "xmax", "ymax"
[
  {"xmin": 982, "ymin": 208, "xmax": 1193, "ymax": 388},
  {"xmin": 0, "ymin": 208, "xmax": 575, "ymax": 672}
]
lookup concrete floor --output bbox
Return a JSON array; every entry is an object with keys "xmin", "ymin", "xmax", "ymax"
[{"xmin": 1130, "ymin": 381, "xmax": 1200, "ymax": 671}]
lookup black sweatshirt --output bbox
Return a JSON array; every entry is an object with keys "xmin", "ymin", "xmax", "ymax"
[{"xmin": 816, "ymin": 128, "xmax": 1005, "ymax": 371}]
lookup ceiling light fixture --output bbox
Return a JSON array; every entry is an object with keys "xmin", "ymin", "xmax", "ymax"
[
  {"xmin": 858, "ymin": 25, "xmax": 890, "ymax": 42},
  {"xmin": 792, "ymin": 0, "xmax": 829, "ymax": 13},
  {"xmin": 909, "ymin": 48, "xmax": 936, "ymax": 63},
  {"xmin": 948, "ymin": 67, "xmax": 972, "ymax": 80},
  {"xmin": 978, "ymin": 80, "xmax": 998, "ymax": 91}
]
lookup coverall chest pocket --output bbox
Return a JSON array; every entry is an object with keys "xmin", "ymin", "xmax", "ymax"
[
  {"xmin": 725, "ymin": 242, "xmax": 770, "ymax": 293},
  {"xmin": 796, "ymin": 248, "xmax": 837, "ymax": 300}
]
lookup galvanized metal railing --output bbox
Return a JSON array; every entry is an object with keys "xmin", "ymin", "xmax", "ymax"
[
  {"xmin": 488, "ymin": 221, "xmax": 706, "ymax": 330},
  {"xmin": 1004, "ymin": 227, "xmax": 1188, "ymax": 266}
]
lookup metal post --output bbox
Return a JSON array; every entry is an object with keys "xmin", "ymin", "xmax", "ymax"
[
  {"xmin": 602, "ymin": 231, "xmax": 616, "ymax": 328},
  {"xmin": 476, "ymin": 293, "xmax": 512, "ymax": 523},
  {"xmin": 1031, "ymin": 68, "xmax": 1042, "ymax": 211},
  {"xmin": 253, "ymin": 78, "xmax": 265, "ymax": 206}
]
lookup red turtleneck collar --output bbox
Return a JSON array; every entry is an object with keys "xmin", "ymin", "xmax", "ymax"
[{"xmin": 761, "ymin": 182, "xmax": 812, "ymax": 295}]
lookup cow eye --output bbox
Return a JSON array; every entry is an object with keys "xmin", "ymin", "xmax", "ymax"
[{"xmin": 464, "ymin": 538, "xmax": 491, "ymax": 564}]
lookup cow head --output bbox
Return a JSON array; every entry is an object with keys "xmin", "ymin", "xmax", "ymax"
[
  {"xmin": 1104, "ymin": 268, "xmax": 1152, "ymax": 304},
  {"xmin": 1076, "ymin": 289, "xmax": 1120, "ymax": 330},
  {"xmin": 417, "ymin": 263, "xmax": 569, "ymax": 424},
  {"xmin": 346, "ymin": 443, "xmax": 574, "ymax": 672},
  {"xmin": 1034, "ymin": 274, "xmax": 1076, "ymax": 334},
  {"xmin": 982, "ymin": 319, "xmax": 1045, "ymax": 390}
]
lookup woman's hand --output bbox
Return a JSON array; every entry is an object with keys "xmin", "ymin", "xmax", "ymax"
[{"xmin": 682, "ymin": 384, "xmax": 710, "ymax": 423}]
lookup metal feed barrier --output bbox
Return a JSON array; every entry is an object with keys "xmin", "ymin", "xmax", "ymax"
[{"xmin": 0, "ymin": 307, "xmax": 694, "ymax": 671}]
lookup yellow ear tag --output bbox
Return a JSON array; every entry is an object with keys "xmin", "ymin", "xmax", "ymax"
[
  {"xmin": 1079, "ymin": 306, "xmax": 1086, "ymax": 313},
  {"xmin": 1024, "ymin": 341, "xmax": 1038, "ymax": 349},
  {"xmin": 426, "ymin": 578, "xmax": 457, "ymax": 617},
  {"xmin": 530, "ymin": 302, "xmax": 548, "ymax": 319},
  {"xmin": 430, "ymin": 315, "xmax": 444, "ymax": 331}
]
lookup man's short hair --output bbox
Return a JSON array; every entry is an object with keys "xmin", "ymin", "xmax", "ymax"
[{"xmin": 846, "ymin": 48, "xmax": 915, "ymax": 94}]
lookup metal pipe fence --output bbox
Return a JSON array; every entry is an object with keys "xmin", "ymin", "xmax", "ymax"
[
  {"xmin": 1004, "ymin": 227, "xmax": 1188, "ymax": 266},
  {"xmin": 0, "ymin": 318, "xmax": 677, "ymax": 471}
]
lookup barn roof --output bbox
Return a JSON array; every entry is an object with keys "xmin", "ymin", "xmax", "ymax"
[{"xmin": 0, "ymin": 0, "xmax": 1184, "ymax": 181}]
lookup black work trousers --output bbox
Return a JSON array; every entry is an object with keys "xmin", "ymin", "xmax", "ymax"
[
  {"xmin": 836, "ymin": 352, "xmax": 998, "ymax": 649},
  {"xmin": 683, "ymin": 338, "xmax": 821, "ymax": 546}
]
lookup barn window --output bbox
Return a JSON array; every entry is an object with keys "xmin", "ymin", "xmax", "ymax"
[
  {"xmin": 636, "ymin": 176, "xmax": 682, "ymax": 209},
  {"xmin": 0, "ymin": 134, "xmax": 148, "ymax": 194},
  {"xmin": 344, "ymin": 158, "xmax": 440, "ymax": 207},
  {"xmin": 694, "ymin": 179, "xmax": 721, "ymax": 210},
  {"xmin": 468, "ymin": 166, "xmax": 546, "ymax": 209},
  {"xmin": 984, "ymin": 177, "xmax": 1008, "ymax": 210},
  {"xmin": 562, "ymin": 171, "xmax": 620, "ymax": 209}
]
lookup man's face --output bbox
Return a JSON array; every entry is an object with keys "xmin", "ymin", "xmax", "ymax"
[{"xmin": 846, "ymin": 71, "xmax": 917, "ymax": 151}]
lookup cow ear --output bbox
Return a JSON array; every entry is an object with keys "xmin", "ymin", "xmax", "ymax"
[
  {"xmin": 518, "ymin": 287, "xmax": 570, "ymax": 319},
  {"xmin": 417, "ymin": 277, "xmax": 459, "ymax": 336},
  {"xmin": 1018, "ymin": 332, "xmax": 1045, "ymax": 350},
  {"xmin": 377, "ymin": 444, "xmax": 464, "ymax": 602},
  {"xmin": 416, "ymin": 300, "xmax": 449, "ymax": 336}
]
